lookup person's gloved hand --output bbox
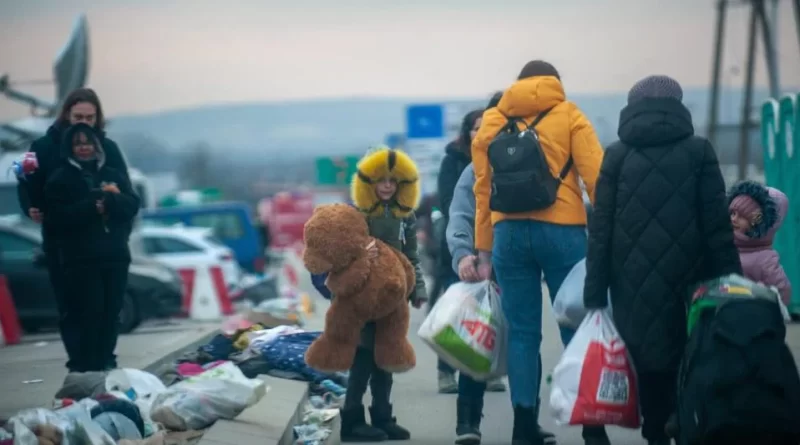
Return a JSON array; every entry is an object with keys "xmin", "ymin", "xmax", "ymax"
[{"xmin": 410, "ymin": 290, "xmax": 427, "ymax": 309}]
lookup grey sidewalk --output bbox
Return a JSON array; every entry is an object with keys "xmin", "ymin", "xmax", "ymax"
[{"xmin": 0, "ymin": 320, "xmax": 218, "ymax": 421}]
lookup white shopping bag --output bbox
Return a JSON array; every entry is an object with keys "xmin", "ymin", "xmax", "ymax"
[
  {"xmin": 552, "ymin": 259, "xmax": 611, "ymax": 329},
  {"xmin": 549, "ymin": 310, "xmax": 640, "ymax": 428},
  {"xmin": 418, "ymin": 281, "xmax": 507, "ymax": 380},
  {"xmin": 150, "ymin": 361, "xmax": 267, "ymax": 430}
]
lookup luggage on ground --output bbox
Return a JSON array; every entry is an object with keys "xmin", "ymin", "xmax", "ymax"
[{"xmin": 676, "ymin": 274, "xmax": 800, "ymax": 445}]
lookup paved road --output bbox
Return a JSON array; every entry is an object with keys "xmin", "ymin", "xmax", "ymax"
[
  {"xmin": 351, "ymin": 284, "xmax": 800, "ymax": 445},
  {"xmin": 0, "ymin": 318, "xmax": 217, "ymax": 421}
]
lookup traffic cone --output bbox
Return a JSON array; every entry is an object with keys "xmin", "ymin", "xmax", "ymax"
[
  {"xmin": 178, "ymin": 266, "xmax": 234, "ymax": 320},
  {"xmin": 0, "ymin": 275, "xmax": 22, "ymax": 346}
]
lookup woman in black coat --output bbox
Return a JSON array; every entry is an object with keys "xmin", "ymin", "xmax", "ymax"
[
  {"xmin": 583, "ymin": 76, "xmax": 741, "ymax": 445},
  {"xmin": 45, "ymin": 123, "xmax": 140, "ymax": 372},
  {"xmin": 16, "ymin": 88, "xmax": 131, "ymax": 372}
]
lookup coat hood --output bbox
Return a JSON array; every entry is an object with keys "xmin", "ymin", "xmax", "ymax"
[
  {"xmin": 618, "ymin": 98, "xmax": 694, "ymax": 147},
  {"xmin": 61, "ymin": 123, "xmax": 106, "ymax": 169},
  {"xmin": 351, "ymin": 147, "xmax": 420, "ymax": 217},
  {"xmin": 728, "ymin": 181, "xmax": 787, "ymax": 249},
  {"xmin": 496, "ymin": 76, "xmax": 565, "ymax": 118},
  {"xmin": 445, "ymin": 140, "xmax": 471, "ymax": 161}
]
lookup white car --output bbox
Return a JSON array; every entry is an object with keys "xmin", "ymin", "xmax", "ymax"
[{"xmin": 130, "ymin": 225, "xmax": 242, "ymax": 290}]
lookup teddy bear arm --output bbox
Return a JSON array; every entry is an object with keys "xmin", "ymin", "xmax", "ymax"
[{"xmin": 325, "ymin": 255, "xmax": 371, "ymax": 296}]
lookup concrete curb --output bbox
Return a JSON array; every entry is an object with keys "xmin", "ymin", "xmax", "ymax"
[
  {"xmin": 142, "ymin": 328, "xmax": 219, "ymax": 374},
  {"xmin": 197, "ymin": 376, "xmax": 311, "ymax": 445}
]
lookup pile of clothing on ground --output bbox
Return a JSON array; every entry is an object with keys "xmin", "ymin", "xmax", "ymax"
[
  {"xmin": 292, "ymin": 379, "xmax": 348, "ymax": 445},
  {"xmin": 160, "ymin": 321, "xmax": 348, "ymax": 388},
  {"xmin": 0, "ymin": 363, "xmax": 267, "ymax": 445}
]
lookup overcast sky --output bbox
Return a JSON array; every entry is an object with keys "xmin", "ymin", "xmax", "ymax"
[{"xmin": 1, "ymin": 0, "xmax": 798, "ymax": 120}]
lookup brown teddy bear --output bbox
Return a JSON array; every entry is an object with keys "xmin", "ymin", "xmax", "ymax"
[{"xmin": 302, "ymin": 203, "xmax": 417, "ymax": 373}]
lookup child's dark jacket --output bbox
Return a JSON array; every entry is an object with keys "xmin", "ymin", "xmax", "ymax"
[
  {"xmin": 45, "ymin": 126, "xmax": 140, "ymax": 265},
  {"xmin": 310, "ymin": 147, "xmax": 425, "ymax": 348}
]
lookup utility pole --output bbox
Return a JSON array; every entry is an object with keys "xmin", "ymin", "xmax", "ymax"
[
  {"xmin": 795, "ymin": 0, "xmax": 800, "ymax": 49},
  {"xmin": 708, "ymin": 0, "xmax": 791, "ymax": 181},
  {"xmin": 707, "ymin": 0, "xmax": 728, "ymax": 149},
  {"xmin": 738, "ymin": 5, "xmax": 759, "ymax": 181}
]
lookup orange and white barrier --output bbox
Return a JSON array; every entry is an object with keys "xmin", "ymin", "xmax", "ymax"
[
  {"xmin": 276, "ymin": 246, "xmax": 316, "ymax": 315},
  {"xmin": 0, "ymin": 275, "xmax": 22, "ymax": 346},
  {"xmin": 178, "ymin": 266, "xmax": 234, "ymax": 320}
]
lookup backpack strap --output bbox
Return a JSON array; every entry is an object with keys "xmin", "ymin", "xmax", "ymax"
[
  {"xmin": 527, "ymin": 106, "xmax": 555, "ymax": 129},
  {"xmin": 528, "ymin": 106, "xmax": 571, "ymax": 180},
  {"xmin": 558, "ymin": 156, "xmax": 573, "ymax": 181}
]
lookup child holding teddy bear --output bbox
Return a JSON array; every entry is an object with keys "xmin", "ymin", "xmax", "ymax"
[{"xmin": 310, "ymin": 145, "xmax": 427, "ymax": 442}]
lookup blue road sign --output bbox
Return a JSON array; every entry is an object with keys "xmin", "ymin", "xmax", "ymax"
[{"xmin": 406, "ymin": 104, "xmax": 444, "ymax": 139}]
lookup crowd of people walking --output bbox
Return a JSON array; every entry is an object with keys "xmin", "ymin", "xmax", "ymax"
[{"xmin": 425, "ymin": 60, "xmax": 796, "ymax": 445}]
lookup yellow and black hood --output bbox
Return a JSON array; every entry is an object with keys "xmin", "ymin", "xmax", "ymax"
[{"xmin": 351, "ymin": 146, "xmax": 420, "ymax": 218}]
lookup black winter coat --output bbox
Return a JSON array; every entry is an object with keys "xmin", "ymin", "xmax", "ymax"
[
  {"xmin": 436, "ymin": 141, "xmax": 471, "ymax": 279},
  {"xmin": 584, "ymin": 98, "xmax": 742, "ymax": 371},
  {"xmin": 17, "ymin": 125, "xmax": 130, "ymax": 252},
  {"xmin": 45, "ymin": 155, "xmax": 140, "ymax": 266}
]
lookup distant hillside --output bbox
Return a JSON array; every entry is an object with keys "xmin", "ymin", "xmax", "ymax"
[{"xmin": 106, "ymin": 87, "xmax": 789, "ymax": 157}]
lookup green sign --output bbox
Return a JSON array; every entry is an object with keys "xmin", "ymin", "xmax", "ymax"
[
  {"xmin": 315, "ymin": 156, "xmax": 359, "ymax": 185},
  {"xmin": 159, "ymin": 188, "xmax": 222, "ymax": 207}
]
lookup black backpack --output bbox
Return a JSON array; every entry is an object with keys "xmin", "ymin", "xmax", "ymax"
[
  {"xmin": 676, "ymin": 298, "xmax": 800, "ymax": 445},
  {"xmin": 487, "ymin": 108, "xmax": 572, "ymax": 213}
]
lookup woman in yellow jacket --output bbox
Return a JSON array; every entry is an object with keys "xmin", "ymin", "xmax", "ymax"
[{"xmin": 472, "ymin": 61, "xmax": 605, "ymax": 445}]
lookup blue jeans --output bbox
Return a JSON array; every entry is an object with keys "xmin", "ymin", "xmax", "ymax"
[{"xmin": 493, "ymin": 220, "xmax": 586, "ymax": 408}]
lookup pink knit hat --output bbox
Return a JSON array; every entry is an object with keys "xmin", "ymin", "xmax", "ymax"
[{"xmin": 729, "ymin": 194, "xmax": 762, "ymax": 221}]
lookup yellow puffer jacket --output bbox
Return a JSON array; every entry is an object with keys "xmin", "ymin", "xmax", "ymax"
[{"xmin": 471, "ymin": 75, "xmax": 604, "ymax": 252}]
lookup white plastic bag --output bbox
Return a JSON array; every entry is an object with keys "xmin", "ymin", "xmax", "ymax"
[
  {"xmin": 552, "ymin": 259, "xmax": 611, "ymax": 329},
  {"xmin": 418, "ymin": 281, "xmax": 507, "ymax": 380},
  {"xmin": 150, "ymin": 361, "xmax": 267, "ymax": 430},
  {"xmin": 105, "ymin": 369, "xmax": 167, "ymax": 398},
  {"xmin": 550, "ymin": 310, "xmax": 640, "ymax": 428},
  {"xmin": 9, "ymin": 406, "xmax": 115, "ymax": 445}
]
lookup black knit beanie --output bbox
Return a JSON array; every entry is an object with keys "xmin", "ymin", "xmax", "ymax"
[{"xmin": 518, "ymin": 60, "xmax": 560, "ymax": 80}]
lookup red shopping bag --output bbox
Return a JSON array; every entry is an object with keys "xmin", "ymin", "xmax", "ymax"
[{"xmin": 550, "ymin": 310, "xmax": 641, "ymax": 428}]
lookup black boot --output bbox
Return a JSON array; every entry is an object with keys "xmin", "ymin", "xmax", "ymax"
[
  {"xmin": 533, "ymin": 397, "xmax": 556, "ymax": 444},
  {"xmin": 370, "ymin": 404, "xmax": 410, "ymax": 440},
  {"xmin": 582, "ymin": 425, "xmax": 611, "ymax": 445},
  {"xmin": 340, "ymin": 405, "xmax": 388, "ymax": 442},
  {"xmin": 512, "ymin": 406, "xmax": 541, "ymax": 445},
  {"xmin": 647, "ymin": 440, "xmax": 672, "ymax": 445},
  {"xmin": 455, "ymin": 397, "xmax": 481, "ymax": 445}
]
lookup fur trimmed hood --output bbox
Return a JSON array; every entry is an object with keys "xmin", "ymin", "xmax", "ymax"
[
  {"xmin": 727, "ymin": 180, "xmax": 787, "ymax": 248},
  {"xmin": 351, "ymin": 146, "xmax": 421, "ymax": 218}
]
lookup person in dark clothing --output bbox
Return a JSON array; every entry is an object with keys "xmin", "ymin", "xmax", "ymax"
[
  {"xmin": 583, "ymin": 75, "xmax": 742, "ymax": 445},
  {"xmin": 433, "ymin": 108, "xmax": 510, "ymax": 394},
  {"xmin": 16, "ymin": 88, "xmax": 130, "ymax": 372},
  {"xmin": 45, "ymin": 123, "xmax": 140, "ymax": 372}
]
